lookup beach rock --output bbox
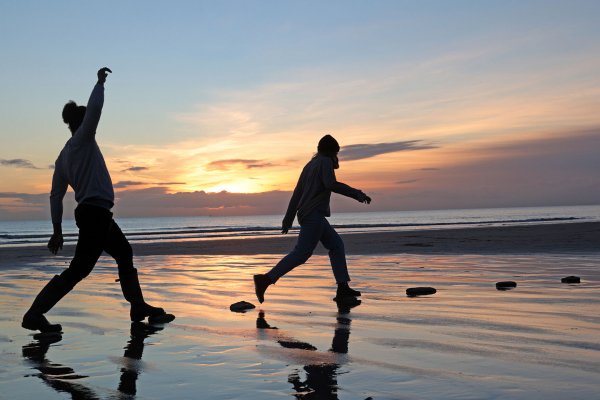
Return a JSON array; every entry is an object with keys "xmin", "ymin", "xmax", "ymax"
[
  {"xmin": 278, "ymin": 340, "xmax": 317, "ymax": 351},
  {"xmin": 496, "ymin": 281, "xmax": 517, "ymax": 290},
  {"xmin": 230, "ymin": 301, "xmax": 256, "ymax": 313},
  {"xmin": 561, "ymin": 276, "xmax": 581, "ymax": 284},
  {"xmin": 406, "ymin": 287, "xmax": 436, "ymax": 297}
]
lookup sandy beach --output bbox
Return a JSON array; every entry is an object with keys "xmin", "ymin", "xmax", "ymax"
[
  {"xmin": 1, "ymin": 222, "xmax": 598, "ymax": 267},
  {"xmin": 1, "ymin": 222, "xmax": 599, "ymax": 399}
]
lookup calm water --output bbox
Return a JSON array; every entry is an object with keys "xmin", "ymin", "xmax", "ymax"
[{"xmin": 1, "ymin": 205, "xmax": 599, "ymax": 247}]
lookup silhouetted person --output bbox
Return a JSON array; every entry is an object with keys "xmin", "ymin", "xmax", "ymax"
[
  {"xmin": 22, "ymin": 67, "xmax": 174, "ymax": 333},
  {"xmin": 254, "ymin": 135, "xmax": 371, "ymax": 303}
]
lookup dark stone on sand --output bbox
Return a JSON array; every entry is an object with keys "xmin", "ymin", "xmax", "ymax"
[
  {"xmin": 496, "ymin": 281, "xmax": 517, "ymax": 290},
  {"xmin": 406, "ymin": 287, "xmax": 436, "ymax": 297},
  {"xmin": 230, "ymin": 300, "xmax": 256, "ymax": 312},
  {"xmin": 278, "ymin": 340, "xmax": 317, "ymax": 351},
  {"xmin": 561, "ymin": 276, "xmax": 581, "ymax": 284}
]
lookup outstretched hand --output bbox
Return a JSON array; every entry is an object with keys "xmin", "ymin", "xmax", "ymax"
[
  {"xmin": 97, "ymin": 67, "xmax": 112, "ymax": 84},
  {"xmin": 358, "ymin": 191, "xmax": 372, "ymax": 204},
  {"xmin": 47, "ymin": 233, "xmax": 64, "ymax": 255}
]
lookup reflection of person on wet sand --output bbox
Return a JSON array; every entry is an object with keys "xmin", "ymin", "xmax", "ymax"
[
  {"xmin": 257, "ymin": 305, "xmax": 356, "ymax": 399},
  {"xmin": 22, "ymin": 334, "xmax": 99, "ymax": 400},
  {"xmin": 22, "ymin": 322, "xmax": 162, "ymax": 398},
  {"xmin": 118, "ymin": 322, "xmax": 164, "ymax": 396},
  {"xmin": 254, "ymin": 135, "xmax": 371, "ymax": 304},
  {"xmin": 22, "ymin": 67, "xmax": 174, "ymax": 334}
]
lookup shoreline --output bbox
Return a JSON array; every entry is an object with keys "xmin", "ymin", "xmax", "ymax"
[{"xmin": 1, "ymin": 221, "xmax": 598, "ymax": 267}]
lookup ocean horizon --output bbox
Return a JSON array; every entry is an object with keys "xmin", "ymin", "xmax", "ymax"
[{"xmin": 1, "ymin": 204, "xmax": 599, "ymax": 248}]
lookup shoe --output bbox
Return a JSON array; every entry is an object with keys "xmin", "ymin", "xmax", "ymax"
[
  {"xmin": 119, "ymin": 268, "xmax": 175, "ymax": 323},
  {"xmin": 253, "ymin": 274, "xmax": 272, "ymax": 304},
  {"xmin": 336, "ymin": 284, "xmax": 361, "ymax": 298},
  {"xmin": 131, "ymin": 303, "xmax": 175, "ymax": 324},
  {"xmin": 22, "ymin": 312, "xmax": 62, "ymax": 333},
  {"xmin": 22, "ymin": 275, "xmax": 71, "ymax": 333}
]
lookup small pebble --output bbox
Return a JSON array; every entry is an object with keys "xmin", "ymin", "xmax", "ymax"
[
  {"xmin": 561, "ymin": 276, "xmax": 581, "ymax": 284},
  {"xmin": 230, "ymin": 301, "xmax": 255, "ymax": 312},
  {"xmin": 496, "ymin": 281, "xmax": 517, "ymax": 290},
  {"xmin": 278, "ymin": 340, "xmax": 317, "ymax": 351},
  {"xmin": 406, "ymin": 287, "xmax": 436, "ymax": 297}
]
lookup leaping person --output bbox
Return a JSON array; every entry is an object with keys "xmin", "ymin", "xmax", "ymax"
[
  {"xmin": 22, "ymin": 67, "xmax": 175, "ymax": 333},
  {"xmin": 253, "ymin": 134, "xmax": 371, "ymax": 304}
]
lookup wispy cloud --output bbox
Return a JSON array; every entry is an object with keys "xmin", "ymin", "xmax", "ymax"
[
  {"xmin": 206, "ymin": 159, "xmax": 276, "ymax": 171},
  {"xmin": 0, "ymin": 191, "xmax": 76, "ymax": 220},
  {"xmin": 113, "ymin": 181, "xmax": 145, "ymax": 189},
  {"xmin": 339, "ymin": 141, "xmax": 436, "ymax": 161},
  {"xmin": 122, "ymin": 166, "xmax": 149, "ymax": 172},
  {"xmin": 396, "ymin": 179, "xmax": 419, "ymax": 185},
  {"xmin": 0, "ymin": 192, "xmax": 46, "ymax": 203},
  {"xmin": 0, "ymin": 159, "xmax": 41, "ymax": 169},
  {"xmin": 114, "ymin": 181, "xmax": 187, "ymax": 189},
  {"xmin": 157, "ymin": 182, "xmax": 187, "ymax": 186}
]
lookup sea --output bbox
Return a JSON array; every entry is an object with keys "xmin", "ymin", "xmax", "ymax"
[{"xmin": 1, "ymin": 205, "xmax": 598, "ymax": 248}]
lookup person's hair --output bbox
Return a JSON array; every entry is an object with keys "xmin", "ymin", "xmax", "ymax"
[
  {"xmin": 314, "ymin": 134, "xmax": 340, "ymax": 169},
  {"xmin": 317, "ymin": 134, "xmax": 340, "ymax": 155},
  {"xmin": 62, "ymin": 101, "xmax": 86, "ymax": 133}
]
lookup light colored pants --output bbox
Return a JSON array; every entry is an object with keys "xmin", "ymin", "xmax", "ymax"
[{"xmin": 267, "ymin": 212, "xmax": 350, "ymax": 284}]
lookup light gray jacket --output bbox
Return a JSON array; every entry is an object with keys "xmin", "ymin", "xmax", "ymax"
[{"xmin": 50, "ymin": 84, "xmax": 114, "ymax": 224}]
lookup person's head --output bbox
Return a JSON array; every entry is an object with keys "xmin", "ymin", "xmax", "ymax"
[
  {"xmin": 317, "ymin": 134, "xmax": 340, "ymax": 169},
  {"xmin": 62, "ymin": 101, "xmax": 86, "ymax": 134}
]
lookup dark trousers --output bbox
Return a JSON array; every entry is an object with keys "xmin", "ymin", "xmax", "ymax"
[
  {"xmin": 266, "ymin": 211, "xmax": 350, "ymax": 284},
  {"xmin": 59, "ymin": 204, "xmax": 135, "ymax": 287}
]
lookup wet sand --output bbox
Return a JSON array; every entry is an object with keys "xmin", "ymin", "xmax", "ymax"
[{"xmin": 1, "ymin": 248, "xmax": 599, "ymax": 399}]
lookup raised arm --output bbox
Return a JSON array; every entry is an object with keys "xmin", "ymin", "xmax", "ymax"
[
  {"xmin": 48, "ymin": 166, "xmax": 68, "ymax": 254},
  {"xmin": 320, "ymin": 157, "xmax": 371, "ymax": 203},
  {"xmin": 72, "ymin": 67, "xmax": 111, "ymax": 143}
]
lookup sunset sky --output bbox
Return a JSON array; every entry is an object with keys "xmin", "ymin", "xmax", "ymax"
[{"xmin": 1, "ymin": 1, "xmax": 599, "ymax": 220}]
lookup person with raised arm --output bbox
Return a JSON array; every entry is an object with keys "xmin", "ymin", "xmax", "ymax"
[
  {"xmin": 253, "ymin": 134, "xmax": 371, "ymax": 303},
  {"xmin": 22, "ymin": 68, "xmax": 175, "ymax": 333}
]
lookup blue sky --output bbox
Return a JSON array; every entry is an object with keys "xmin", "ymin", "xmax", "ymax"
[{"xmin": 1, "ymin": 1, "xmax": 599, "ymax": 220}]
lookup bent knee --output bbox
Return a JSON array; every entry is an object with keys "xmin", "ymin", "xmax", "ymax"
[
  {"xmin": 290, "ymin": 248, "xmax": 313, "ymax": 263},
  {"xmin": 60, "ymin": 264, "xmax": 94, "ymax": 285}
]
